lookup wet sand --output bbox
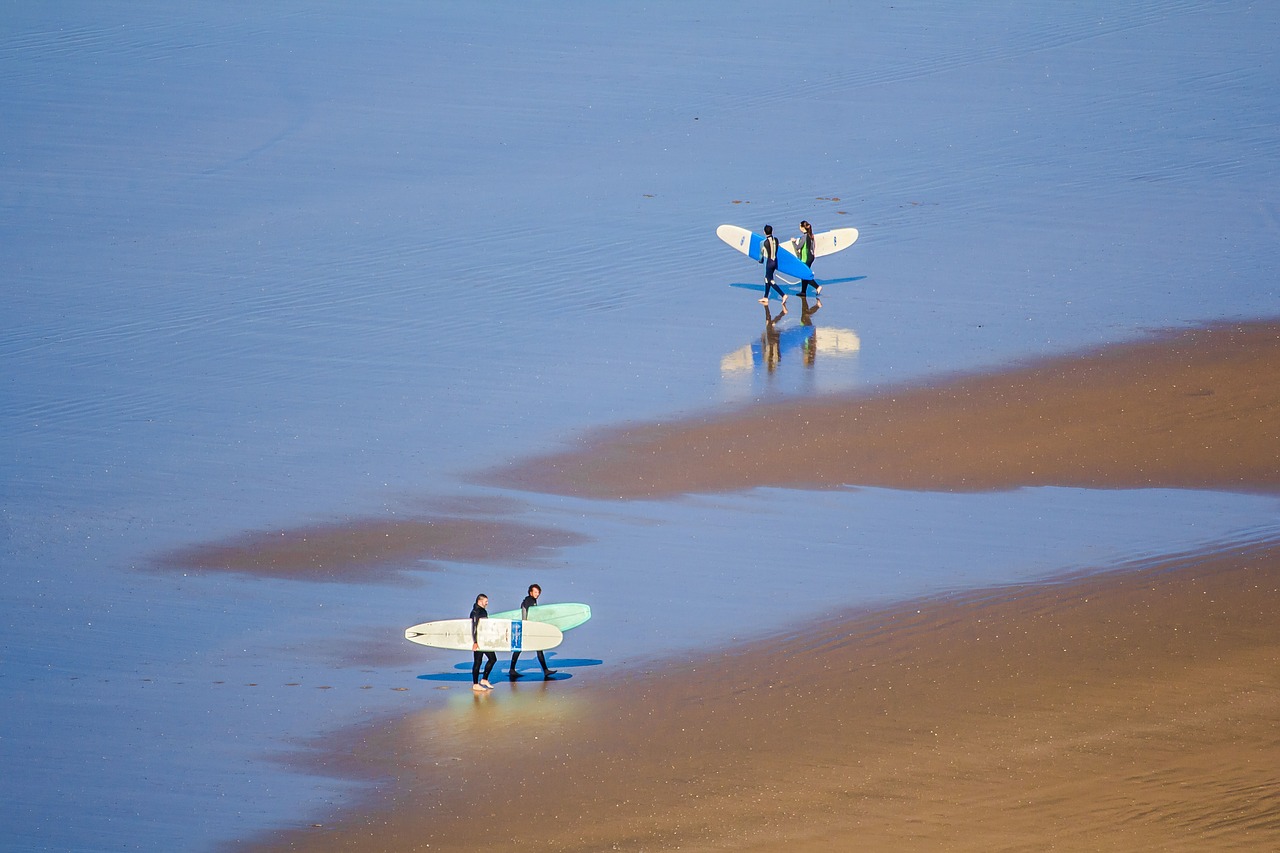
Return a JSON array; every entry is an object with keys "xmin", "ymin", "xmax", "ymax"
[
  {"xmin": 489, "ymin": 319, "xmax": 1280, "ymax": 499},
  {"xmin": 250, "ymin": 540, "xmax": 1279, "ymax": 852},
  {"xmin": 159, "ymin": 515, "xmax": 587, "ymax": 583},
  {"xmin": 243, "ymin": 320, "xmax": 1279, "ymax": 852}
]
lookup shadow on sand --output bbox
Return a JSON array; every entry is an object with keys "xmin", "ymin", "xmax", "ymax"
[
  {"xmin": 729, "ymin": 275, "xmax": 865, "ymax": 296},
  {"xmin": 417, "ymin": 654, "xmax": 604, "ymax": 683}
]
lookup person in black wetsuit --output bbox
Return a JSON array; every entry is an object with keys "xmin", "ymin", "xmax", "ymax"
[
  {"xmin": 508, "ymin": 583, "xmax": 558, "ymax": 680},
  {"xmin": 470, "ymin": 593, "xmax": 496, "ymax": 691},
  {"xmin": 758, "ymin": 225, "xmax": 787, "ymax": 306}
]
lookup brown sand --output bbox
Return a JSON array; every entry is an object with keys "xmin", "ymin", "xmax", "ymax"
[
  {"xmin": 488, "ymin": 319, "xmax": 1280, "ymax": 499},
  {"xmin": 158, "ymin": 515, "xmax": 587, "ymax": 583},
  {"xmin": 251, "ymin": 541, "xmax": 1279, "ymax": 852},
  {"xmin": 240, "ymin": 319, "xmax": 1280, "ymax": 851}
]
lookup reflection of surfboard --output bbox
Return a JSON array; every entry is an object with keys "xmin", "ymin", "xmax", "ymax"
[
  {"xmin": 405, "ymin": 619, "xmax": 563, "ymax": 652},
  {"xmin": 810, "ymin": 327, "xmax": 861, "ymax": 355},
  {"xmin": 716, "ymin": 224, "xmax": 814, "ymax": 280},
  {"xmin": 781, "ymin": 227, "xmax": 859, "ymax": 259},
  {"xmin": 489, "ymin": 603, "xmax": 592, "ymax": 632},
  {"xmin": 720, "ymin": 327, "xmax": 861, "ymax": 373}
]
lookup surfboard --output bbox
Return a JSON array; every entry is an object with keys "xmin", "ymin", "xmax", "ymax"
[
  {"xmin": 488, "ymin": 603, "xmax": 592, "ymax": 632},
  {"xmin": 716, "ymin": 224, "xmax": 814, "ymax": 280},
  {"xmin": 404, "ymin": 618, "xmax": 563, "ymax": 652},
  {"xmin": 782, "ymin": 227, "xmax": 859, "ymax": 259}
]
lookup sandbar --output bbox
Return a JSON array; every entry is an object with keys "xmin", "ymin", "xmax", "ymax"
[{"xmin": 488, "ymin": 320, "xmax": 1280, "ymax": 499}]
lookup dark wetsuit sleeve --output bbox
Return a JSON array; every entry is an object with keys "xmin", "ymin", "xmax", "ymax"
[{"xmin": 520, "ymin": 594, "xmax": 537, "ymax": 620}]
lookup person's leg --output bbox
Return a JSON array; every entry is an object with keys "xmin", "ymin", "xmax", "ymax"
[
  {"xmin": 482, "ymin": 652, "xmax": 497, "ymax": 685},
  {"xmin": 762, "ymin": 261, "xmax": 784, "ymax": 302},
  {"xmin": 472, "ymin": 651, "xmax": 484, "ymax": 689},
  {"xmin": 537, "ymin": 650, "xmax": 557, "ymax": 676},
  {"xmin": 760, "ymin": 262, "xmax": 775, "ymax": 303},
  {"xmin": 509, "ymin": 651, "xmax": 523, "ymax": 678}
]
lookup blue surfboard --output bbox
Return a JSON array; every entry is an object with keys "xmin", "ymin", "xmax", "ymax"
[{"xmin": 717, "ymin": 224, "xmax": 814, "ymax": 280}]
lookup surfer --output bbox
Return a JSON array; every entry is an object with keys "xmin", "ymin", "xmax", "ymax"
[
  {"xmin": 509, "ymin": 583, "xmax": 558, "ymax": 679},
  {"xmin": 471, "ymin": 593, "xmax": 497, "ymax": 691},
  {"xmin": 800, "ymin": 294, "xmax": 820, "ymax": 367},
  {"xmin": 758, "ymin": 225, "xmax": 787, "ymax": 305},
  {"xmin": 762, "ymin": 305, "xmax": 784, "ymax": 371},
  {"xmin": 793, "ymin": 220, "xmax": 820, "ymax": 298}
]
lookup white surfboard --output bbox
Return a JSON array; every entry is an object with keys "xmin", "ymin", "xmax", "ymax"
[
  {"xmin": 782, "ymin": 227, "xmax": 859, "ymax": 260},
  {"xmin": 404, "ymin": 618, "xmax": 563, "ymax": 652}
]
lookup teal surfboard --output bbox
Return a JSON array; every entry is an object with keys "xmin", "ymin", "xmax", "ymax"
[{"xmin": 489, "ymin": 602, "xmax": 592, "ymax": 632}]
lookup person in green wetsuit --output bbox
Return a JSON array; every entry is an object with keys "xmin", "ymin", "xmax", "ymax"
[{"xmin": 793, "ymin": 220, "xmax": 821, "ymax": 298}]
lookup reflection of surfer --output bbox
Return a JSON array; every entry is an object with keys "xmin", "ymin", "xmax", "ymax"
[
  {"xmin": 762, "ymin": 304, "xmax": 784, "ymax": 371},
  {"xmin": 470, "ymin": 593, "xmax": 496, "ymax": 691},
  {"xmin": 509, "ymin": 583, "xmax": 558, "ymax": 680},
  {"xmin": 793, "ymin": 220, "xmax": 820, "ymax": 298},
  {"xmin": 799, "ymin": 295, "xmax": 821, "ymax": 367},
  {"xmin": 757, "ymin": 225, "xmax": 787, "ymax": 306}
]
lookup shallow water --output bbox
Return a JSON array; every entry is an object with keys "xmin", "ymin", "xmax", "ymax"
[{"xmin": 3, "ymin": 2, "xmax": 1279, "ymax": 850}]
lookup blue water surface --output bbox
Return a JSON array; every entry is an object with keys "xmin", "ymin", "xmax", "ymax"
[{"xmin": 3, "ymin": 2, "xmax": 1279, "ymax": 850}]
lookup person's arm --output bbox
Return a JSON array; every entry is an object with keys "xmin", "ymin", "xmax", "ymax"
[{"xmin": 471, "ymin": 610, "xmax": 480, "ymax": 649}]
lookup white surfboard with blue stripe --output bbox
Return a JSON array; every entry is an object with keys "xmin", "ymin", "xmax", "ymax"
[{"xmin": 404, "ymin": 618, "xmax": 563, "ymax": 652}]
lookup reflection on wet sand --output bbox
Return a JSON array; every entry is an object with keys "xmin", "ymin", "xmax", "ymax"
[
  {"xmin": 157, "ymin": 515, "xmax": 588, "ymax": 583},
  {"xmin": 409, "ymin": 675, "xmax": 584, "ymax": 747},
  {"xmin": 720, "ymin": 298, "xmax": 861, "ymax": 375},
  {"xmin": 504, "ymin": 320, "xmax": 1280, "ymax": 499}
]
